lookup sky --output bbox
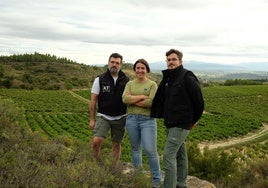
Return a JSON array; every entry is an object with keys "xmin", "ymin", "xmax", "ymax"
[{"xmin": 0, "ymin": 0, "xmax": 268, "ymax": 66}]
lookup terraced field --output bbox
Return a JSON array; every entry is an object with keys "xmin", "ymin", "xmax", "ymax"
[{"xmin": 0, "ymin": 85, "xmax": 267, "ymax": 161}]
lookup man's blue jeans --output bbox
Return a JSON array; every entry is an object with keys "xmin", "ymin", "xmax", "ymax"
[
  {"xmin": 126, "ymin": 114, "xmax": 162, "ymax": 185},
  {"xmin": 163, "ymin": 127, "xmax": 189, "ymax": 188}
]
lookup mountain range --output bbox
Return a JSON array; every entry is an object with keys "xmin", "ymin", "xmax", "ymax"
[
  {"xmin": 94, "ymin": 61, "xmax": 268, "ymax": 80},
  {"xmin": 149, "ymin": 61, "xmax": 268, "ymax": 72},
  {"xmin": 149, "ymin": 61, "xmax": 268, "ymax": 80}
]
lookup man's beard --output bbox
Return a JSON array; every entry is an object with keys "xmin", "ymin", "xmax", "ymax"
[{"xmin": 109, "ymin": 67, "xmax": 119, "ymax": 74}]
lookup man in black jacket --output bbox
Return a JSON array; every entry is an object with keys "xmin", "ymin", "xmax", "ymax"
[
  {"xmin": 151, "ymin": 49, "xmax": 204, "ymax": 188},
  {"xmin": 89, "ymin": 53, "xmax": 129, "ymax": 167}
]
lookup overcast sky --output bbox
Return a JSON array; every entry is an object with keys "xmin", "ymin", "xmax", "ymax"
[{"xmin": 1, "ymin": 0, "xmax": 268, "ymax": 66}]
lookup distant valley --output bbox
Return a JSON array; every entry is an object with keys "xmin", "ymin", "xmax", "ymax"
[
  {"xmin": 94, "ymin": 61, "xmax": 268, "ymax": 80},
  {"xmin": 149, "ymin": 61, "xmax": 268, "ymax": 80}
]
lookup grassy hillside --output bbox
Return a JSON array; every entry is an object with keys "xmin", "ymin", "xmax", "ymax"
[
  {"xmin": 0, "ymin": 53, "xmax": 104, "ymax": 90},
  {"xmin": 0, "ymin": 53, "xmax": 162, "ymax": 90}
]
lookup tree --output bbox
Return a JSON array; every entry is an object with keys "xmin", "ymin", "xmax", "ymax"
[
  {"xmin": 0, "ymin": 65, "xmax": 4, "ymax": 77},
  {"xmin": 2, "ymin": 78, "xmax": 12, "ymax": 88}
]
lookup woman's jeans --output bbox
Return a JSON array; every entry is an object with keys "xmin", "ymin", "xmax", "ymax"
[
  {"xmin": 126, "ymin": 114, "xmax": 162, "ymax": 185},
  {"xmin": 163, "ymin": 127, "xmax": 189, "ymax": 188}
]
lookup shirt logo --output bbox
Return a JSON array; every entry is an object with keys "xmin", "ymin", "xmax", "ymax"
[{"xmin": 102, "ymin": 85, "xmax": 110, "ymax": 92}]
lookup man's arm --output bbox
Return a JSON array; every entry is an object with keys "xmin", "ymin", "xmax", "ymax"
[
  {"xmin": 89, "ymin": 93, "xmax": 98, "ymax": 129},
  {"xmin": 185, "ymin": 74, "xmax": 204, "ymax": 124}
]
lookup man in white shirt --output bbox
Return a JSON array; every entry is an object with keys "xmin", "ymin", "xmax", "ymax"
[{"xmin": 89, "ymin": 53, "xmax": 129, "ymax": 167}]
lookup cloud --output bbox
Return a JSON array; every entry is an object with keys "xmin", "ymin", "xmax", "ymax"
[{"xmin": 0, "ymin": 0, "xmax": 268, "ymax": 66}]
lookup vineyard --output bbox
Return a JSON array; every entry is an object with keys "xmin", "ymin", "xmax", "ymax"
[
  {"xmin": 0, "ymin": 89, "xmax": 91, "ymax": 141},
  {"xmin": 0, "ymin": 85, "xmax": 268, "ymax": 162}
]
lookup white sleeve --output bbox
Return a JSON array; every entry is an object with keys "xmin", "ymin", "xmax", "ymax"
[{"xmin": 91, "ymin": 77, "xmax": 100, "ymax": 95}]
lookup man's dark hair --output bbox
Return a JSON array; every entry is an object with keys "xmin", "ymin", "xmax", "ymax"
[
  {"xmin": 166, "ymin": 49, "xmax": 183, "ymax": 60},
  {"xmin": 109, "ymin": 53, "xmax": 123, "ymax": 63}
]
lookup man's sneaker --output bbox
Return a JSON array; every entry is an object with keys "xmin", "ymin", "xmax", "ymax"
[{"xmin": 152, "ymin": 183, "xmax": 161, "ymax": 188}]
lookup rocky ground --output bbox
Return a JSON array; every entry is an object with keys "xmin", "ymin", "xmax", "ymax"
[{"xmin": 121, "ymin": 163, "xmax": 216, "ymax": 188}]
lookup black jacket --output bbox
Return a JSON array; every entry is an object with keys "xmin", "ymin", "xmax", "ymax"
[
  {"xmin": 151, "ymin": 65, "xmax": 204, "ymax": 130},
  {"xmin": 98, "ymin": 69, "xmax": 129, "ymax": 116}
]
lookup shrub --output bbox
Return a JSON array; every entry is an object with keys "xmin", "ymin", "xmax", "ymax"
[
  {"xmin": 1, "ymin": 79, "xmax": 12, "ymax": 88},
  {"xmin": 188, "ymin": 142, "xmax": 238, "ymax": 182}
]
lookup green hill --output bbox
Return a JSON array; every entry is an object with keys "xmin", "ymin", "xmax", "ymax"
[
  {"xmin": 0, "ymin": 52, "xmax": 162, "ymax": 90},
  {"xmin": 0, "ymin": 52, "xmax": 107, "ymax": 90}
]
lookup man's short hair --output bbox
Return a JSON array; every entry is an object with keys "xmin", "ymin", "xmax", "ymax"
[
  {"xmin": 166, "ymin": 49, "xmax": 183, "ymax": 60},
  {"xmin": 109, "ymin": 53, "xmax": 123, "ymax": 63}
]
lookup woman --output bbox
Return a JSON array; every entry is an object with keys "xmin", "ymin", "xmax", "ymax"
[{"xmin": 122, "ymin": 59, "xmax": 162, "ymax": 188}]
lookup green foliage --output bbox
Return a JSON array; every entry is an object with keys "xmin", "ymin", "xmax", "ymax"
[
  {"xmin": 73, "ymin": 89, "xmax": 91, "ymax": 99},
  {"xmin": 216, "ymin": 158, "xmax": 268, "ymax": 188},
  {"xmin": 122, "ymin": 62, "xmax": 134, "ymax": 69},
  {"xmin": 187, "ymin": 142, "xmax": 268, "ymax": 188},
  {"xmin": 0, "ymin": 99, "xmax": 24, "ymax": 142},
  {"xmin": 65, "ymin": 82, "xmax": 73, "ymax": 90},
  {"xmin": 0, "ymin": 52, "xmax": 76, "ymax": 64},
  {"xmin": 0, "ymin": 64, "xmax": 3, "ymax": 77},
  {"xmin": 188, "ymin": 85, "xmax": 268, "ymax": 141},
  {"xmin": 1, "ymin": 78, "xmax": 12, "ymax": 88},
  {"xmin": 188, "ymin": 142, "xmax": 236, "ymax": 180},
  {"xmin": 237, "ymin": 159, "xmax": 268, "ymax": 188},
  {"xmin": 0, "ymin": 53, "xmax": 106, "ymax": 90},
  {"xmin": 224, "ymin": 79, "xmax": 263, "ymax": 86},
  {"xmin": 0, "ymin": 52, "xmax": 164, "ymax": 90}
]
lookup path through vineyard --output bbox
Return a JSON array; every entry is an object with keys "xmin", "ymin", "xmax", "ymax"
[
  {"xmin": 199, "ymin": 123, "xmax": 268, "ymax": 151},
  {"xmin": 68, "ymin": 90, "xmax": 89, "ymax": 103}
]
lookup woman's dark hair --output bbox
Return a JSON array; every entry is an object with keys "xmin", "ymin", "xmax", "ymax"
[{"xmin": 133, "ymin": 58, "xmax": 150, "ymax": 73}]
